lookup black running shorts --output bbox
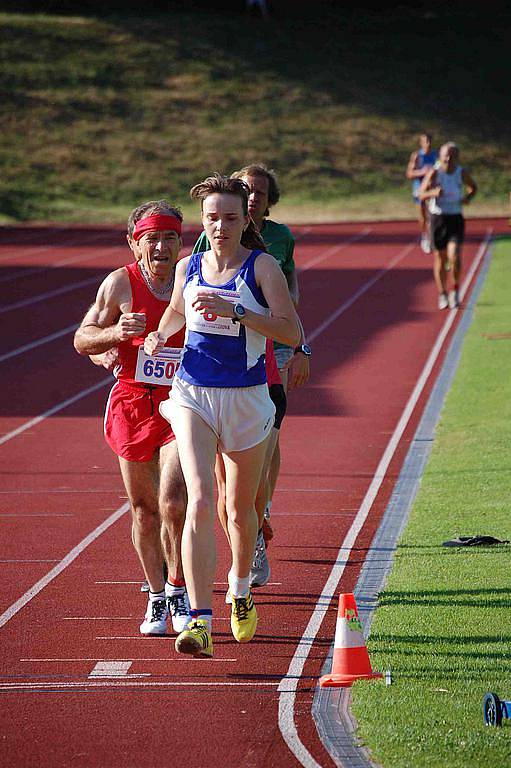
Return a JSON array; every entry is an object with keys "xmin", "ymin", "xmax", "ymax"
[
  {"xmin": 430, "ymin": 213, "xmax": 465, "ymax": 251},
  {"xmin": 269, "ymin": 383, "xmax": 287, "ymax": 430}
]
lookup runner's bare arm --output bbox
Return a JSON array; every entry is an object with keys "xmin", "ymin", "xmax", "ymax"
[
  {"xmin": 406, "ymin": 150, "xmax": 422, "ymax": 180},
  {"xmin": 418, "ymin": 168, "xmax": 441, "ymax": 200},
  {"xmin": 461, "ymin": 169, "xmax": 477, "ymax": 204},
  {"xmin": 73, "ymin": 269, "xmax": 143, "ymax": 356},
  {"xmin": 282, "ymin": 314, "xmax": 310, "ymax": 390},
  {"xmin": 144, "ymin": 257, "xmax": 187, "ymax": 355},
  {"xmin": 89, "ymin": 348, "xmax": 120, "ymax": 371},
  {"xmin": 287, "ymin": 269, "xmax": 300, "ymax": 307},
  {"xmin": 254, "ymin": 254, "xmax": 300, "ymax": 345}
]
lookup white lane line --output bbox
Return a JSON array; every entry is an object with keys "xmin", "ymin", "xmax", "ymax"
[
  {"xmin": 0, "ymin": 502, "xmax": 129, "ymax": 630},
  {"xmin": 0, "ymin": 681, "xmax": 278, "ymax": 690},
  {"xmin": 0, "ymin": 559, "xmax": 59, "ymax": 563},
  {"xmin": 0, "ymin": 490, "xmax": 123, "ymax": 495},
  {"xmin": 297, "ymin": 228, "xmax": 371, "ymax": 273},
  {"xmin": 89, "ymin": 660, "xmax": 132, "ymax": 677},
  {"xmin": 277, "ymin": 230, "xmax": 493, "ymax": 768},
  {"xmin": 0, "ymin": 245, "xmax": 123, "ymax": 285},
  {"xmin": 307, "ymin": 240, "xmax": 416, "ymax": 344},
  {"xmin": 0, "ymin": 274, "xmax": 105, "ymax": 315},
  {"xmin": 0, "ymin": 377, "xmax": 111, "ymax": 447},
  {"xmin": 21, "ymin": 658, "xmax": 238, "ymax": 663},
  {"xmin": 88, "ymin": 661, "xmax": 150, "ymax": 679},
  {"xmin": 0, "ymin": 514, "xmax": 74, "ymax": 517},
  {"xmin": 0, "ymin": 324, "xmax": 78, "ymax": 363}
]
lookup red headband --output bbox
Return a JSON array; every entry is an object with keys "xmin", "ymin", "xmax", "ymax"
[{"xmin": 132, "ymin": 214, "xmax": 182, "ymax": 241}]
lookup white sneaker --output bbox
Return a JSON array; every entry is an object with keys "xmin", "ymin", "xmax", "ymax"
[
  {"xmin": 438, "ymin": 292, "xmax": 449, "ymax": 310},
  {"xmin": 225, "ymin": 589, "xmax": 232, "ymax": 605},
  {"xmin": 420, "ymin": 236, "xmax": 431, "ymax": 254},
  {"xmin": 166, "ymin": 588, "xmax": 192, "ymax": 633},
  {"xmin": 140, "ymin": 597, "xmax": 168, "ymax": 635},
  {"xmin": 448, "ymin": 290, "xmax": 459, "ymax": 309}
]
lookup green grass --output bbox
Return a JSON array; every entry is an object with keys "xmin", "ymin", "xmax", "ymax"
[
  {"xmin": 0, "ymin": 8, "xmax": 509, "ymax": 223},
  {"xmin": 351, "ymin": 237, "xmax": 511, "ymax": 767}
]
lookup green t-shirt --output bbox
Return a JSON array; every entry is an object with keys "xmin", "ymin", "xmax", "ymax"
[
  {"xmin": 191, "ymin": 219, "xmax": 296, "ymax": 352},
  {"xmin": 259, "ymin": 219, "xmax": 295, "ymax": 275}
]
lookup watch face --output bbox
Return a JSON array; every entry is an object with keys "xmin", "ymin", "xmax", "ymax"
[
  {"xmin": 234, "ymin": 303, "xmax": 246, "ymax": 318},
  {"xmin": 302, "ymin": 344, "xmax": 312, "ymax": 356}
]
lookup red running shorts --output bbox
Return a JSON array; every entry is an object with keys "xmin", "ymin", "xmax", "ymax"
[{"xmin": 104, "ymin": 381, "xmax": 176, "ymax": 462}]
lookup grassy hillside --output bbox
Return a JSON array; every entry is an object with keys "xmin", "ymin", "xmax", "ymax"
[{"xmin": 0, "ymin": 8, "xmax": 509, "ymax": 223}]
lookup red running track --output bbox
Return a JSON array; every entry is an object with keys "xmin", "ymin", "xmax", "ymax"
[{"xmin": 0, "ymin": 218, "xmax": 506, "ymax": 767}]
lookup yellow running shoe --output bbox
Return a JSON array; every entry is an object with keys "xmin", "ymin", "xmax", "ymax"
[
  {"xmin": 231, "ymin": 591, "xmax": 257, "ymax": 643},
  {"xmin": 175, "ymin": 619, "xmax": 213, "ymax": 658}
]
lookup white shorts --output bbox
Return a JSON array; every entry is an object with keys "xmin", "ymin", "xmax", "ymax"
[{"xmin": 160, "ymin": 377, "xmax": 275, "ymax": 453}]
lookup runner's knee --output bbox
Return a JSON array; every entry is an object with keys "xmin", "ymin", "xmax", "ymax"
[
  {"xmin": 131, "ymin": 501, "xmax": 159, "ymax": 531},
  {"xmin": 226, "ymin": 503, "xmax": 254, "ymax": 530},
  {"xmin": 186, "ymin": 497, "xmax": 214, "ymax": 529},
  {"xmin": 160, "ymin": 492, "xmax": 186, "ymax": 525}
]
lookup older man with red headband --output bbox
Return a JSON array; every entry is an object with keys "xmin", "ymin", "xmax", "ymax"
[{"xmin": 74, "ymin": 200, "xmax": 191, "ymax": 636}]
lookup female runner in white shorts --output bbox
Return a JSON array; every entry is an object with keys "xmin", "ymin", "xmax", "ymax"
[{"xmin": 144, "ymin": 174, "xmax": 301, "ymax": 657}]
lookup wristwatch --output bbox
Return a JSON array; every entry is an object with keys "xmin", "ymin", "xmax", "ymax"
[
  {"xmin": 294, "ymin": 343, "xmax": 312, "ymax": 357},
  {"xmin": 232, "ymin": 303, "xmax": 246, "ymax": 321}
]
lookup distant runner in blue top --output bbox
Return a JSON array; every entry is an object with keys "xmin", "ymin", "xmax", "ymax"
[
  {"xmin": 406, "ymin": 133, "xmax": 438, "ymax": 253},
  {"xmin": 144, "ymin": 173, "xmax": 301, "ymax": 659}
]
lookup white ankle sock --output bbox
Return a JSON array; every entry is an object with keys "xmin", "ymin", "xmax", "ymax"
[
  {"xmin": 228, "ymin": 572, "xmax": 250, "ymax": 598},
  {"xmin": 149, "ymin": 589, "xmax": 165, "ymax": 602},
  {"xmin": 165, "ymin": 582, "xmax": 185, "ymax": 597}
]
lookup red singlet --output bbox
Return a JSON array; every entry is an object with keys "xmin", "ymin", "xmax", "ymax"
[{"xmin": 104, "ymin": 262, "xmax": 185, "ymax": 462}]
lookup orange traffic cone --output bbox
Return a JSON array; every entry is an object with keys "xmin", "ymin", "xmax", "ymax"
[{"xmin": 320, "ymin": 592, "xmax": 383, "ymax": 687}]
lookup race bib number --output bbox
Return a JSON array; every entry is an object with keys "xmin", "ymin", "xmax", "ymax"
[
  {"xmin": 187, "ymin": 287, "xmax": 241, "ymax": 337},
  {"xmin": 135, "ymin": 346, "xmax": 183, "ymax": 386}
]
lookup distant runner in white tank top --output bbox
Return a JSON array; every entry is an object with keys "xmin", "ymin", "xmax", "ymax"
[{"xmin": 419, "ymin": 142, "xmax": 477, "ymax": 310}]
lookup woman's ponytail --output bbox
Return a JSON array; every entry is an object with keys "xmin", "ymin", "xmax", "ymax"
[{"xmin": 241, "ymin": 219, "xmax": 266, "ymax": 251}]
